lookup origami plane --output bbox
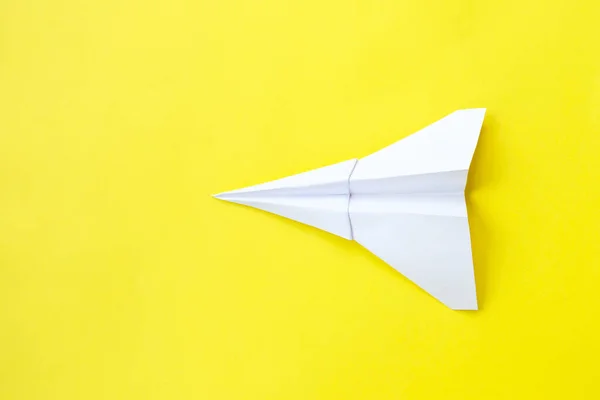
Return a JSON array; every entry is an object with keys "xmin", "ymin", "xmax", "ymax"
[{"xmin": 214, "ymin": 108, "xmax": 485, "ymax": 310}]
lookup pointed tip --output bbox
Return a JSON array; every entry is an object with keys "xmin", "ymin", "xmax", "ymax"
[
  {"xmin": 212, "ymin": 192, "xmax": 227, "ymax": 200},
  {"xmin": 213, "ymin": 191, "xmax": 241, "ymax": 203},
  {"xmin": 454, "ymin": 108, "xmax": 486, "ymax": 132},
  {"xmin": 451, "ymin": 298, "xmax": 478, "ymax": 311}
]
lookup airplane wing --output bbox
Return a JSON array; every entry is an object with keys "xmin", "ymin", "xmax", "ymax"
[{"xmin": 349, "ymin": 193, "xmax": 477, "ymax": 309}]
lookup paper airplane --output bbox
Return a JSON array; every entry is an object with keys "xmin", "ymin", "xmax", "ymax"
[{"xmin": 214, "ymin": 109, "xmax": 485, "ymax": 310}]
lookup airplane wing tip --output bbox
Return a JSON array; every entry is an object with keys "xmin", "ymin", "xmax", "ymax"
[
  {"xmin": 442, "ymin": 289, "xmax": 479, "ymax": 311},
  {"xmin": 450, "ymin": 107, "xmax": 486, "ymax": 123},
  {"xmin": 449, "ymin": 299, "xmax": 479, "ymax": 311},
  {"xmin": 461, "ymin": 107, "xmax": 487, "ymax": 125}
]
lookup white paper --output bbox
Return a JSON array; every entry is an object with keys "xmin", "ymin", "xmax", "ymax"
[
  {"xmin": 214, "ymin": 108, "xmax": 486, "ymax": 310},
  {"xmin": 214, "ymin": 159, "xmax": 358, "ymax": 239}
]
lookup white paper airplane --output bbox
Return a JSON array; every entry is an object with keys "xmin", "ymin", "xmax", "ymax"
[{"xmin": 214, "ymin": 108, "xmax": 485, "ymax": 310}]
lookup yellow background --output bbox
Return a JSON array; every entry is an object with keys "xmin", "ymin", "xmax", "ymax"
[{"xmin": 2, "ymin": 1, "xmax": 600, "ymax": 399}]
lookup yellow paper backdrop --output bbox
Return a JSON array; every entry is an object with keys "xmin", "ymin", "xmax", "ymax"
[{"xmin": 2, "ymin": 1, "xmax": 600, "ymax": 399}]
